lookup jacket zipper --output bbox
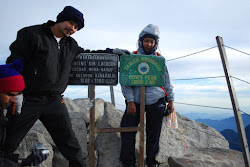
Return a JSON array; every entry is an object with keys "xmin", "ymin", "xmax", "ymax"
[{"xmin": 56, "ymin": 42, "xmax": 61, "ymax": 85}]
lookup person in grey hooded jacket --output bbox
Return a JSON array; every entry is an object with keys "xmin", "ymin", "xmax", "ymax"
[{"xmin": 120, "ymin": 24, "xmax": 174, "ymax": 167}]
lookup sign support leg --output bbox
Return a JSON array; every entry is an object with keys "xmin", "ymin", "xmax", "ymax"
[
  {"xmin": 139, "ymin": 86, "xmax": 145, "ymax": 167},
  {"xmin": 89, "ymin": 85, "xmax": 95, "ymax": 167},
  {"xmin": 110, "ymin": 86, "xmax": 115, "ymax": 106}
]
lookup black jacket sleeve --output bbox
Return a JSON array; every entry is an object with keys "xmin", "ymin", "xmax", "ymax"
[
  {"xmin": 6, "ymin": 28, "xmax": 35, "ymax": 73},
  {"xmin": 77, "ymin": 46, "xmax": 85, "ymax": 54}
]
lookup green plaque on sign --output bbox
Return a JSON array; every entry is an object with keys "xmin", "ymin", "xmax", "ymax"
[{"xmin": 119, "ymin": 54, "xmax": 165, "ymax": 86}]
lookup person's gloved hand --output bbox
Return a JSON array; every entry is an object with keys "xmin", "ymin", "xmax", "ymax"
[
  {"xmin": 15, "ymin": 94, "xmax": 24, "ymax": 114},
  {"xmin": 106, "ymin": 48, "xmax": 130, "ymax": 56},
  {"xmin": 6, "ymin": 93, "xmax": 24, "ymax": 116},
  {"xmin": 21, "ymin": 151, "xmax": 49, "ymax": 166}
]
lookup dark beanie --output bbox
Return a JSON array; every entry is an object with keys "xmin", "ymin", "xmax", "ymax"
[{"xmin": 56, "ymin": 6, "xmax": 84, "ymax": 30}]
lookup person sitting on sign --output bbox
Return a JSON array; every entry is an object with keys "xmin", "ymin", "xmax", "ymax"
[{"xmin": 120, "ymin": 24, "xmax": 175, "ymax": 167}]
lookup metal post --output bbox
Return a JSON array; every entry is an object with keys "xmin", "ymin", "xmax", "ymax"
[
  {"xmin": 110, "ymin": 86, "xmax": 115, "ymax": 106},
  {"xmin": 88, "ymin": 86, "xmax": 91, "ymax": 98},
  {"xmin": 216, "ymin": 36, "xmax": 250, "ymax": 167},
  {"xmin": 139, "ymin": 86, "xmax": 145, "ymax": 167},
  {"xmin": 89, "ymin": 85, "xmax": 95, "ymax": 167}
]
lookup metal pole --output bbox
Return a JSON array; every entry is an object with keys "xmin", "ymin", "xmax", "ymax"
[
  {"xmin": 88, "ymin": 85, "xmax": 91, "ymax": 98},
  {"xmin": 89, "ymin": 85, "xmax": 95, "ymax": 167},
  {"xmin": 139, "ymin": 86, "xmax": 145, "ymax": 167},
  {"xmin": 216, "ymin": 36, "xmax": 250, "ymax": 167},
  {"xmin": 110, "ymin": 86, "xmax": 115, "ymax": 106}
]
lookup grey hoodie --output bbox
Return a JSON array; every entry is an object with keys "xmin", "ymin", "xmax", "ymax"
[{"xmin": 121, "ymin": 24, "xmax": 174, "ymax": 105}]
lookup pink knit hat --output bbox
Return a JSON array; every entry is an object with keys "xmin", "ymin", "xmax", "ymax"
[{"xmin": 0, "ymin": 59, "xmax": 25, "ymax": 92}]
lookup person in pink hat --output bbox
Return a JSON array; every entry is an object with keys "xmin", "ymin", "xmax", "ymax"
[{"xmin": 0, "ymin": 60, "xmax": 48, "ymax": 167}]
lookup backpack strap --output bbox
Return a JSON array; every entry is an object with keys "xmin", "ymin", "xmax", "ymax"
[{"xmin": 160, "ymin": 87, "xmax": 168, "ymax": 96}]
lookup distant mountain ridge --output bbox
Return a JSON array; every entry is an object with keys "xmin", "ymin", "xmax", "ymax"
[
  {"xmin": 220, "ymin": 129, "xmax": 241, "ymax": 151},
  {"xmin": 221, "ymin": 124, "xmax": 250, "ymax": 151},
  {"xmin": 183, "ymin": 112, "xmax": 233, "ymax": 120},
  {"xmin": 196, "ymin": 114, "xmax": 250, "ymax": 132}
]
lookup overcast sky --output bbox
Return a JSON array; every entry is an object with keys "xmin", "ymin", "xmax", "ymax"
[{"xmin": 1, "ymin": 0, "xmax": 249, "ymax": 118}]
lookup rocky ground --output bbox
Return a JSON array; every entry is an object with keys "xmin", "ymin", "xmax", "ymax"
[{"xmin": 14, "ymin": 97, "xmax": 244, "ymax": 167}]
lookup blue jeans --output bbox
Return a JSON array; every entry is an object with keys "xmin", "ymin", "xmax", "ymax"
[{"xmin": 120, "ymin": 98, "xmax": 165, "ymax": 166}]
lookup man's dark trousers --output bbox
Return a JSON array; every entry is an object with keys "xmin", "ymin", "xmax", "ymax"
[
  {"xmin": 120, "ymin": 98, "xmax": 165, "ymax": 166},
  {"xmin": 4, "ymin": 96, "xmax": 84, "ymax": 167}
]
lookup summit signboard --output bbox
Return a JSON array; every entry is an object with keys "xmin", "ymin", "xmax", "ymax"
[
  {"xmin": 119, "ymin": 54, "xmax": 165, "ymax": 86},
  {"xmin": 68, "ymin": 53, "xmax": 118, "ymax": 85}
]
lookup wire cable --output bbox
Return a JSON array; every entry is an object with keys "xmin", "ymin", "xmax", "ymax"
[
  {"xmin": 176, "ymin": 101, "xmax": 250, "ymax": 116},
  {"xmin": 232, "ymin": 76, "xmax": 250, "ymax": 85},
  {"xmin": 240, "ymin": 110, "xmax": 250, "ymax": 117},
  {"xmin": 172, "ymin": 76, "xmax": 225, "ymax": 81},
  {"xmin": 224, "ymin": 45, "xmax": 250, "ymax": 57},
  {"xmin": 96, "ymin": 89, "xmax": 111, "ymax": 95},
  {"xmin": 175, "ymin": 102, "xmax": 233, "ymax": 110},
  {"xmin": 114, "ymin": 89, "xmax": 122, "ymax": 93},
  {"xmin": 166, "ymin": 46, "xmax": 218, "ymax": 62},
  {"xmin": 64, "ymin": 86, "xmax": 88, "ymax": 97}
]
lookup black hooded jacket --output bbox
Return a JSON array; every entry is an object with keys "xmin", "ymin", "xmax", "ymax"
[
  {"xmin": 0, "ymin": 110, "xmax": 18, "ymax": 167},
  {"xmin": 7, "ymin": 20, "xmax": 84, "ymax": 96},
  {"xmin": 0, "ymin": 110, "xmax": 6, "ymax": 151}
]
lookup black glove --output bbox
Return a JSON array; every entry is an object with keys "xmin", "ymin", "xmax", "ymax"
[
  {"xmin": 82, "ymin": 49, "xmax": 91, "ymax": 53},
  {"xmin": 164, "ymin": 107, "xmax": 172, "ymax": 116},
  {"xmin": 21, "ymin": 151, "xmax": 48, "ymax": 166},
  {"xmin": 106, "ymin": 48, "xmax": 130, "ymax": 56}
]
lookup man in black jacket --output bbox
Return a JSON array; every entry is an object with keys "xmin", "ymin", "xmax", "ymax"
[
  {"xmin": 0, "ymin": 60, "xmax": 48, "ymax": 167},
  {"xmin": 4, "ymin": 6, "xmax": 86, "ymax": 167}
]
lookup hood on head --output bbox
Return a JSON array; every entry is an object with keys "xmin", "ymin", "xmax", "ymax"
[
  {"xmin": 138, "ymin": 24, "xmax": 160, "ymax": 55},
  {"xmin": 139, "ymin": 24, "xmax": 160, "ymax": 41}
]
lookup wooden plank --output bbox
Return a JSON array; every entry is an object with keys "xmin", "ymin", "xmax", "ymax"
[{"xmin": 96, "ymin": 127, "xmax": 139, "ymax": 133}]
